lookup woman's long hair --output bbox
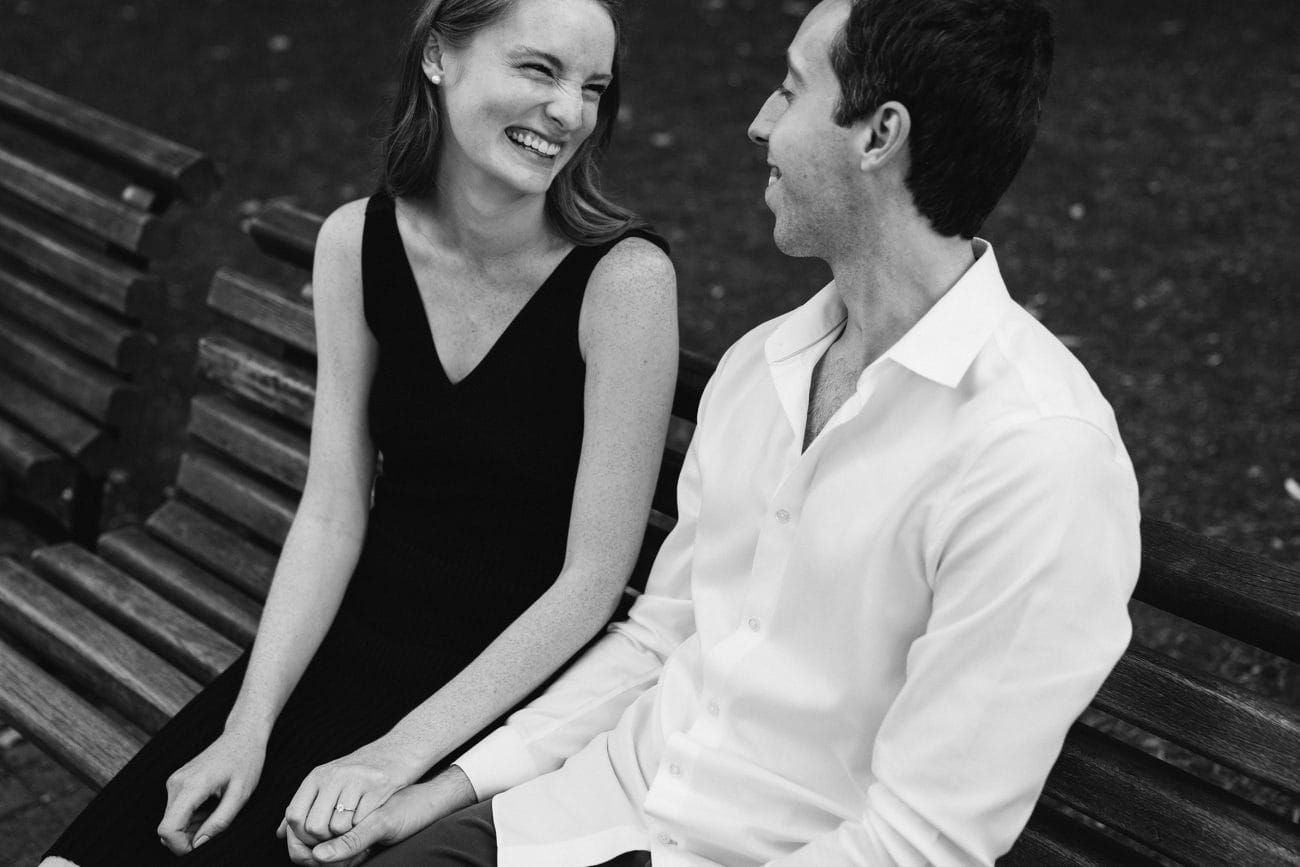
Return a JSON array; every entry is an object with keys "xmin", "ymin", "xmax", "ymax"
[{"xmin": 383, "ymin": 0, "xmax": 645, "ymax": 245}]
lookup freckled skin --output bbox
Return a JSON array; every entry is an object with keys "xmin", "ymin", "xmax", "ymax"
[{"xmin": 434, "ymin": 0, "xmax": 616, "ymax": 199}]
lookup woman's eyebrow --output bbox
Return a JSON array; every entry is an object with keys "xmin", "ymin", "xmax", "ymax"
[{"xmin": 508, "ymin": 45, "xmax": 612, "ymax": 82}]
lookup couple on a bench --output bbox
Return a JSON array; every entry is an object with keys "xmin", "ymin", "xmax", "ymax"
[{"xmin": 42, "ymin": 0, "xmax": 1139, "ymax": 864}]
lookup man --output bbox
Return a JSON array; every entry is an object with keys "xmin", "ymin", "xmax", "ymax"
[{"xmin": 312, "ymin": 0, "xmax": 1140, "ymax": 863}]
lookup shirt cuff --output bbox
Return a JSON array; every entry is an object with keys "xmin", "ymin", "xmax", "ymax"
[{"xmin": 453, "ymin": 726, "xmax": 541, "ymax": 802}]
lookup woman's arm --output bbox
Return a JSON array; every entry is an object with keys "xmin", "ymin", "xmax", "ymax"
[
  {"xmin": 157, "ymin": 199, "xmax": 378, "ymax": 853},
  {"xmin": 285, "ymin": 236, "xmax": 678, "ymax": 846},
  {"xmin": 222, "ymin": 199, "xmax": 378, "ymax": 740}
]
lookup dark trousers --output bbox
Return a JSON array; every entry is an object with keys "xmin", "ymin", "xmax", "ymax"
[{"xmin": 366, "ymin": 799, "xmax": 652, "ymax": 866}]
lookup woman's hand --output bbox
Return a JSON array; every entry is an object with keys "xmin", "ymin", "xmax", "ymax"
[
  {"xmin": 156, "ymin": 730, "xmax": 267, "ymax": 854},
  {"xmin": 310, "ymin": 768, "xmax": 479, "ymax": 864},
  {"xmin": 279, "ymin": 737, "xmax": 423, "ymax": 849}
]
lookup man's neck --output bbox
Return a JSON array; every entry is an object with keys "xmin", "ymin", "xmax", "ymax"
[{"xmin": 826, "ymin": 224, "xmax": 976, "ymax": 372}]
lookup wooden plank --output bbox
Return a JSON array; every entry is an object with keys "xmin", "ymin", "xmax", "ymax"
[
  {"xmin": 1094, "ymin": 643, "xmax": 1300, "ymax": 794},
  {"xmin": 197, "ymin": 333, "xmax": 315, "ymax": 428},
  {"xmin": 0, "ymin": 262, "xmax": 154, "ymax": 372},
  {"xmin": 244, "ymin": 200, "xmax": 322, "ymax": 270},
  {"xmin": 176, "ymin": 452, "xmax": 297, "ymax": 547},
  {"xmin": 673, "ymin": 348, "xmax": 713, "ymax": 425},
  {"xmin": 0, "ymin": 319, "xmax": 137, "ymax": 425},
  {"xmin": 0, "ymin": 637, "xmax": 143, "ymax": 788},
  {"xmin": 188, "ymin": 393, "xmax": 309, "ymax": 492},
  {"xmin": 31, "ymin": 542, "xmax": 242, "ymax": 683},
  {"xmin": 0, "ymin": 557, "xmax": 198, "ymax": 732},
  {"xmin": 146, "ymin": 499, "xmax": 278, "ymax": 600},
  {"xmin": 1045, "ymin": 723, "xmax": 1300, "ymax": 865},
  {"xmin": 0, "ymin": 146, "xmax": 177, "ymax": 256},
  {"xmin": 0, "ymin": 413, "xmax": 73, "ymax": 497},
  {"xmin": 1001, "ymin": 803, "xmax": 1157, "ymax": 866},
  {"xmin": 0, "ymin": 71, "xmax": 221, "ymax": 205},
  {"xmin": 0, "ymin": 367, "xmax": 114, "ymax": 472},
  {"xmin": 0, "ymin": 208, "xmax": 163, "ymax": 317},
  {"xmin": 99, "ymin": 525, "xmax": 260, "ymax": 646},
  {"xmin": 1137, "ymin": 518, "xmax": 1300, "ymax": 661},
  {"xmin": 652, "ymin": 447, "xmax": 685, "ymax": 520},
  {"xmin": 208, "ymin": 268, "xmax": 316, "ymax": 354}
]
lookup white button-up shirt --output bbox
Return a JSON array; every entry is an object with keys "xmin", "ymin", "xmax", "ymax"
[{"xmin": 456, "ymin": 241, "xmax": 1141, "ymax": 866}]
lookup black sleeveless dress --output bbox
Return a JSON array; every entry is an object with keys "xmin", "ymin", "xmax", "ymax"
[{"xmin": 44, "ymin": 191, "xmax": 668, "ymax": 865}]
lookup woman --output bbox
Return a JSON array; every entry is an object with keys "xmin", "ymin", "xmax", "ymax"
[{"xmin": 41, "ymin": 0, "xmax": 677, "ymax": 863}]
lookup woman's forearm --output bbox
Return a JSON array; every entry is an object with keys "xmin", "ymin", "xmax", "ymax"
[
  {"xmin": 375, "ymin": 565, "xmax": 622, "ymax": 776},
  {"xmin": 224, "ymin": 507, "xmax": 369, "ymax": 741}
]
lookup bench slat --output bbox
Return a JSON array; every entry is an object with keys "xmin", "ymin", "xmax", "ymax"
[
  {"xmin": 1094, "ymin": 643, "xmax": 1300, "ymax": 794},
  {"xmin": 197, "ymin": 334, "xmax": 315, "ymax": 428},
  {"xmin": 0, "ymin": 319, "xmax": 137, "ymax": 425},
  {"xmin": 243, "ymin": 200, "xmax": 322, "ymax": 270},
  {"xmin": 0, "ymin": 208, "xmax": 162, "ymax": 317},
  {"xmin": 1045, "ymin": 722, "xmax": 1300, "ymax": 865},
  {"xmin": 0, "ymin": 146, "xmax": 176, "ymax": 256},
  {"xmin": 189, "ymin": 393, "xmax": 309, "ymax": 492},
  {"xmin": 1001, "ymin": 803, "xmax": 1158, "ymax": 866},
  {"xmin": 31, "ymin": 542, "xmax": 242, "ymax": 683},
  {"xmin": 0, "ymin": 71, "xmax": 221, "ymax": 205},
  {"xmin": 147, "ymin": 499, "xmax": 277, "ymax": 600},
  {"xmin": 0, "ymin": 413, "xmax": 73, "ymax": 498},
  {"xmin": 0, "ymin": 367, "xmax": 114, "ymax": 472},
  {"xmin": 0, "ymin": 557, "xmax": 198, "ymax": 732},
  {"xmin": 0, "ymin": 637, "xmax": 143, "ymax": 788},
  {"xmin": 0, "ymin": 262, "xmax": 154, "ymax": 372},
  {"xmin": 99, "ymin": 525, "xmax": 260, "ymax": 646},
  {"xmin": 1137, "ymin": 519, "xmax": 1300, "ymax": 661},
  {"xmin": 673, "ymin": 348, "xmax": 712, "ymax": 425},
  {"xmin": 208, "ymin": 267, "xmax": 316, "ymax": 354},
  {"xmin": 176, "ymin": 452, "xmax": 297, "ymax": 548}
]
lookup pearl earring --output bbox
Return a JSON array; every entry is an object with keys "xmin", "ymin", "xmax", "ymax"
[{"xmin": 430, "ymin": 74, "xmax": 443, "ymax": 85}]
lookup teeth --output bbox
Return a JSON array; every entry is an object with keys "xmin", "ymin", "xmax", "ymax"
[
  {"xmin": 768, "ymin": 167, "xmax": 780, "ymax": 187},
  {"xmin": 508, "ymin": 129, "xmax": 561, "ymax": 157}
]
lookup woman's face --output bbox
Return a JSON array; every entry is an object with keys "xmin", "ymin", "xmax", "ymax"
[{"xmin": 430, "ymin": 0, "xmax": 616, "ymax": 199}]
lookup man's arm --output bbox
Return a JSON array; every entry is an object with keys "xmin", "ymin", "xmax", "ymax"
[{"xmin": 769, "ymin": 416, "xmax": 1141, "ymax": 867}]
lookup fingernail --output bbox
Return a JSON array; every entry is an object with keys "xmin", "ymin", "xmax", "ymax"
[{"xmin": 194, "ymin": 835, "xmax": 210, "ymax": 848}]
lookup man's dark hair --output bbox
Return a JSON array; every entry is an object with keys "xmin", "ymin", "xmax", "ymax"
[{"xmin": 830, "ymin": 0, "xmax": 1054, "ymax": 239}]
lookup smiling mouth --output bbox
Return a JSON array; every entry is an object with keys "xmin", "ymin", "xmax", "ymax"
[
  {"xmin": 768, "ymin": 165, "xmax": 782, "ymax": 186},
  {"xmin": 507, "ymin": 127, "xmax": 562, "ymax": 159}
]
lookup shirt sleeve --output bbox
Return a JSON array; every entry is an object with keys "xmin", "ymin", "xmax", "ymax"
[
  {"xmin": 454, "ymin": 349, "xmax": 729, "ymax": 802},
  {"xmin": 766, "ymin": 416, "xmax": 1141, "ymax": 867}
]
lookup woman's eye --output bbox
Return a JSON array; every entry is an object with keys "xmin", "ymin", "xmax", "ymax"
[{"xmin": 524, "ymin": 63, "xmax": 554, "ymax": 76}]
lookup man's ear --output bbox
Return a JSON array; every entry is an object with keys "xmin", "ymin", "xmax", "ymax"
[
  {"xmin": 857, "ymin": 100, "xmax": 910, "ymax": 173},
  {"xmin": 421, "ymin": 31, "xmax": 446, "ymax": 83}
]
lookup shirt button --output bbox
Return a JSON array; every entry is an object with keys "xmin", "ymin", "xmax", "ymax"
[
  {"xmin": 748, "ymin": 617, "xmax": 761, "ymax": 632},
  {"xmin": 669, "ymin": 763, "xmax": 681, "ymax": 776},
  {"xmin": 708, "ymin": 701, "xmax": 720, "ymax": 716},
  {"xmin": 659, "ymin": 832, "xmax": 678, "ymax": 846},
  {"xmin": 775, "ymin": 508, "xmax": 791, "ymax": 523}
]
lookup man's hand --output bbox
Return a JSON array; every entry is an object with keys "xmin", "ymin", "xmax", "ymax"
[
  {"xmin": 311, "ymin": 766, "xmax": 478, "ymax": 864},
  {"xmin": 280, "ymin": 736, "xmax": 424, "ymax": 847}
]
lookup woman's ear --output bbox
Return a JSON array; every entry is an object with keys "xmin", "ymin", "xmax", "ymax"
[
  {"xmin": 858, "ymin": 100, "xmax": 911, "ymax": 173},
  {"xmin": 421, "ymin": 31, "xmax": 446, "ymax": 84}
]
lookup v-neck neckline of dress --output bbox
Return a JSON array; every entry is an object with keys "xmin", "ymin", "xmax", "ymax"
[{"xmin": 390, "ymin": 208, "xmax": 584, "ymax": 390}]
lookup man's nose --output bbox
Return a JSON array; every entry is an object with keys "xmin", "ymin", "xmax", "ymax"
[{"xmin": 748, "ymin": 92, "xmax": 778, "ymax": 145}]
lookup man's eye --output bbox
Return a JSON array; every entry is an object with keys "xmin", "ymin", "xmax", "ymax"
[
  {"xmin": 585, "ymin": 84, "xmax": 608, "ymax": 96},
  {"xmin": 775, "ymin": 85, "xmax": 794, "ymax": 101}
]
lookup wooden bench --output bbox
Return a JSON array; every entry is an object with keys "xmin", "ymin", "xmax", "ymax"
[
  {"xmin": 0, "ymin": 70, "xmax": 220, "ymax": 542},
  {"xmin": 1, "ymin": 203, "xmax": 1296, "ymax": 865}
]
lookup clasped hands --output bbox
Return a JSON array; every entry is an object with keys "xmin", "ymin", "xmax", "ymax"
[{"xmin": 278, "ymin": 744, "xmax": 476, "ymax": 865}]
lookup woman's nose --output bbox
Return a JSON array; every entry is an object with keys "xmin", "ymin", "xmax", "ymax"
[{"xmin": 546, "ymin": 85, "xmax": 585, "ymax": 130}]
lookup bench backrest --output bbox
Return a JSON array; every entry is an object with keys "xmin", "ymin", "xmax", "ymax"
[{"xmin": 0, "ymin": 71, "xmax": 220, "ymax": 539}]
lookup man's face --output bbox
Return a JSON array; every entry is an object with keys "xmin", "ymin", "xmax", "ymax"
[{"xmin": 748, "ymin": 0, "xmax": 859, "ymax": 257}]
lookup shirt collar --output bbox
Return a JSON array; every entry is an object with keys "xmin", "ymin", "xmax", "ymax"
[
  {"xmin": 765, "ymin": 238, "xmax": 1015, "ymax": 388},
  {"xmin": 883, "ymin": 239, "xmax": 1013, "ymax": 388}
]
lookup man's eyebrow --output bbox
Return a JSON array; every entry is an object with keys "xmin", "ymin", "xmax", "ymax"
[
  {"xmin": 509, "ymin": 46, "xmax": 612, "ymax": 81},
  {"xmin": 785, "ymin": 50, "xmax": 806, "ymax": 84}
]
